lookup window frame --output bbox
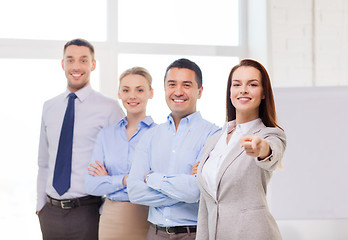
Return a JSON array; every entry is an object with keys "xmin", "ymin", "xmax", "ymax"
[{"xmin": 0, "ymin": 0, "xmax": 248, "ymax": 98}]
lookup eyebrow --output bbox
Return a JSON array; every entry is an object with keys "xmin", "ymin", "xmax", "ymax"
[
  {"xmin": 65, "ymin": 55, "xmax": 89, "ymax": 59},
  {"xmin": 232, "ymin": 79, "xmax": 260, "ymax": 82},
  {"xmin": 121, "ymin": 85, "xmax": 146, "ymax": 88},
  {"xmin": 182, "ymin": 81, "xmax": 193, "ymax": 84},
  {"xmin": 166, "ymin": 80, "xmax": 193, "ymax": 84}
]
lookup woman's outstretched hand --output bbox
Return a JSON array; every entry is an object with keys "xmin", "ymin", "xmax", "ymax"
[{"xmin": 240, "ymin": 135, "xmax": 271, "ymax": 160}]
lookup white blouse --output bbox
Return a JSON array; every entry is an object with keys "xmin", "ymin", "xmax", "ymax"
[{"xmin": 201, "ymin": 118, "xmax": 262, "ymax": 197}]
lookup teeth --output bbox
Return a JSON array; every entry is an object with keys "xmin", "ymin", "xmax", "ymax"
[
  {"xmin": 128, "ymin": 103, "xmax": 138, "ymax": 106},
  {"xmin": 72, "ymin": 73, "xmax": 82, "ymax": 77},
  {"xmin": 173, "ymin": 99, "xmax": 185, "ymax": 102},
  {"xmin": 239, "ymin": 97, "xmax": 250, "ymax": 100}
]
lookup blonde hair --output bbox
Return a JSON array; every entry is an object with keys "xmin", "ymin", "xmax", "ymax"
[{"xmin": 119, "ymin": 67, "xmax": 152, "ymax": 89}]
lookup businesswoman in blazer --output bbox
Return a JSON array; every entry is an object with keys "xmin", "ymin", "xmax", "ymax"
[{"xmin": 196, "ymin": 59, "xmax": 286, "ymax": 240}]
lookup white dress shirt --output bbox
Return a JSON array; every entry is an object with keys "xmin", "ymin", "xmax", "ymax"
[
  {"xmin": 37, "ymin": 84, "xmax": 124, "ymax": 211},
  {"xmin": 202, "ymin": 118, "xmax": 262, "ymax": 197}
]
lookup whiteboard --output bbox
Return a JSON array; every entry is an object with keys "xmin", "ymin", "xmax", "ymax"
[{"xmin": 269, "ymin": 86, "xmax": 348, "ymax": 219}]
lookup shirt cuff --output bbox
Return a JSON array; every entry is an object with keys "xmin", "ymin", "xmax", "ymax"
[
  {"xmin": 256, "ymin": 150, "xmax": 273, "ymax": 162},
  {"xmin": 111, "ymin": 175, "xmax": 126, "ymax": 192},
  {"xmin": 146, "ymin": 172, "xmax": 164, "ymax": 190}
]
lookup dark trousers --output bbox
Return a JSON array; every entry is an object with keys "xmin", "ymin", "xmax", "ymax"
[{"xmin": 38, "ymin": 202, "xmax": 100, "ymax": 240}]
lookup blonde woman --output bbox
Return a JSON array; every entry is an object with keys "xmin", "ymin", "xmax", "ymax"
[{"xmin": 85, "ymin": 67, "xmax": 155, "ymax": 240}]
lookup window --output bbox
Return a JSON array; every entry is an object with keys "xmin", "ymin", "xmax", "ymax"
[
  {"xmin": 118, "ymin": 0, "xmax": 239, "ymax": 46},
  {"xmin": 0, "ymin": 0, "xmax": 107, "ymax": 41}
]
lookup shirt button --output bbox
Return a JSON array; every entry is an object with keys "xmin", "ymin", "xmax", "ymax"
[
  {"xmin": 165, "ymin": 219, "xmax": 169, "ymax": 222},
  {"xmin": 172, "ymin": 150, "xmax": 176, "ymax": 153}
]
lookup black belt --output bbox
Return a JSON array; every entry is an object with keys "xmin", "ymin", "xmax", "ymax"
[
  {"xmin": 151, "ymin": 223, "xmax": 196, "ymax": 235},
  {"xmin": 47, "ymin": 195, "xmax": 102, "ymax": 209}
]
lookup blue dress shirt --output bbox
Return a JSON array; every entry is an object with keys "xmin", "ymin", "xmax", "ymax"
[
  {"xmin": 127, "ymin": 112, "xmax": 220, "ymax": 227},
  {"xmin": 85, "ymin": 116, "xmax": 155, "ymax": 201}
]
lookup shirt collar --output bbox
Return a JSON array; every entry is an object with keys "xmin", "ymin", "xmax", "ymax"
[
  {"xmin": 118, "ymin": 116, "xmax": 154, "ymax": 128},
  {"xmin": 227, "ymin": 118, "xmax": 262, "ymax": 135},
  {"xmin": 64, "ymin": 84, "xmax": 92, "ymax": 102},
  {"xmin": 167, "ymin": 111, "xmax": 202, "ymax": 127},
  {"xmin": 141, "ymin": 116, "xmax": 154, "ymax": 127},
  {"xmin": 118, "ymin": 116, "xmax": 128, "ymax": 127}
]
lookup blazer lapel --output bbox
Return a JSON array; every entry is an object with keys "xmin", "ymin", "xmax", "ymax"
[
  {"xmin": 215, "ymin": 143, "xmax": 244, "ymax": 191},
  {"xmin": 197, "ymin": 126, "xmax": 225, "ymax": 199},
  {"xmin": 215, "ymin": 120, "xmax": 266, "ymax": 192}
]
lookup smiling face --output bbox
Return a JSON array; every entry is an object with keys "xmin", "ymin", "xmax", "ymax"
[
  {"xmin": 118, "ymin": 74, "xmax": 153, "ymax": 116},
  {"xmin": 164, "ymin": 68, "xmax": 203, "ymax": 122},
  {"xmin": 230, "ymin": 66, "xmax": 265, "ymax": 123},
  {"xmin": 62, "ymin": 45, "xmax": 96, "ymax": 92}
]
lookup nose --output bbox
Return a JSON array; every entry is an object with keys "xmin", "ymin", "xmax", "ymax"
[
  {"xmin": 129, "ymin": 90, "xmax": 136, "ymax": 99},
  {"xmin": 71, "ymin": 61, "xmax": 81, "ymax": 71},
  {"xmin": 174, "ymin": 85, "xmax": 184, "ymax": 96},
  {"xmin": 240, "ymin": 85, "xmax": 248, "ymax": 94}
]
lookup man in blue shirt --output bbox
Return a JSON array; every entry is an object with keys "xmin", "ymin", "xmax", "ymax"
[{"xmin": 127, "ymin": 58, "xmax": 220, "ymax": 239}]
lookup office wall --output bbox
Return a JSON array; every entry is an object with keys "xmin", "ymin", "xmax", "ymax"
[
  {"xmin": 268, "ymin": 1, "xmax": 348, "ymax": 239},
  {"xmin": 270, "ymin": 87, "xmax": 348, "ymax": 239},
  {"xmin": 268, "ymin": 0, "xmax": 348, "ymax": 87}
]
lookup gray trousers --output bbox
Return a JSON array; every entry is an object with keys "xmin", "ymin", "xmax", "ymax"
[
  {"xmin": 146, "ymin": 224, "xmax": 196, "ymax": 240},
  {"xmin": 38, "ymin": 202, "xmax": 100, "ymax": 240}
]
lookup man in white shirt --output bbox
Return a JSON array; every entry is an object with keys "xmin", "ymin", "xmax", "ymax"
[{"xmin": 36, "ymin": 38, "xmax": 124, "ymax": 240}]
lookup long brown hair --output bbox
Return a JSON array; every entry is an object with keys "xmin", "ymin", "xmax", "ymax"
[{"xmin": 226, "ymin": 59, "xmax": 282, "ymax": 129}]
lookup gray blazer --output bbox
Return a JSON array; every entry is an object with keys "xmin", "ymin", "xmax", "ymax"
[{"xmin": 196, "ymin": 121, "xmax": 286, "ymax": 240}]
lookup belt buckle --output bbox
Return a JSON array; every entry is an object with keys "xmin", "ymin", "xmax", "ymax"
[
  {"xmin": 60, "ymin": 200, "xmax": 73, "ymax": 209},
  {"xmin": 165, "ymin": 227, "xmax": 176, "ymax": 235}
]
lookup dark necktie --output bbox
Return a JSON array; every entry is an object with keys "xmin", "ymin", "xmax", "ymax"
[{"xmin": 53, "ymin": 92, "xmax": 77, "ymax": 196}]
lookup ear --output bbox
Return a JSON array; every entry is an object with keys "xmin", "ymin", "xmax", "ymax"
[
  {"xmin": 197, "ymin": 86, "xmax": 203, "ymax": 99},
  {"xmin": 118, "ymin": 90, "xmax": 121, "ymax": 99},
  {"xmin": 91, "ymin": 59, "xmax": 96, "ymax": 71},
  {"xmin": 61, "ymin": 59, "xmax": 65, "ymax": 70},
  {"xmin": 149, "ymin": 88, "xmax": 154, "ymax": 99}
]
